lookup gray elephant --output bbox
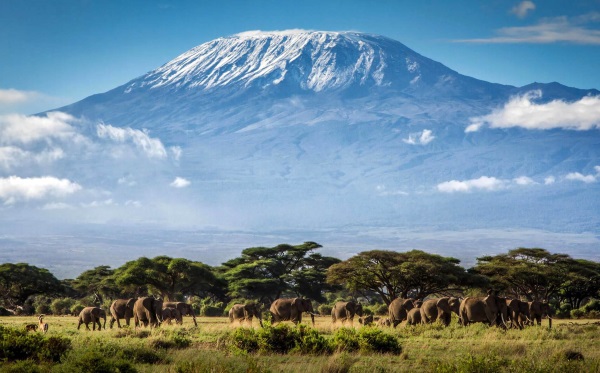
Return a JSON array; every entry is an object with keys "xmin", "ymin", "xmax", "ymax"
[
  {"xmin": 331, "ymin": 301, "xmax": 363, "ymax": 326},
  {"xmin": 358, "ymin": 314, "xmax": 374, "ymax": 326},
  {"xmin": 388, "ymin": 298, "xmax": 416, "ymax": 327},
  {"xmin": 459, "ymin": 290, "xmax": 507, "ymax": 328},
  {"xmin": 163, "ymin": 301, "xmax": 198, "ymax": 327},
  {"xmin": 376, "ymin": 317, "xmax": 391, "ymax": 327},
  {"xmin": 133, "ymin": 297, "xmax": 163, "ymax": 328},
  {"xmin": 529, "ymin": 300, "xmax": 553, "ymax": 328},
  {"xmin": 420, "ymin": 297, "xmax": 461, "ymax": 326},
  {"xmin": 406, "ymin": 307, "xmax": 422, "ymax": 325},
  {"xmin": 505, "ymin": 298, "xmax": 523, "ymax": 329},
  {"xmin": 109, "ymin": 298, "xmax": 136, "ymax": 329},
  {"xmin": 78, "ymin": 307, "xmax": 107, "ymax": 331},
  {"xmin": 162, "ymin": 307, "xmax": 182, "ymax": 325},
  {"xmin": 269, "ymin": 297, "xmax": 315, "ymax": 326},
  {"xmin": 229, "ymin": 303, "xmax": 263, "ymax": 327},
  {"xmin": 518, "ymin": 299, "xmax": 532, "ymax": 326}
]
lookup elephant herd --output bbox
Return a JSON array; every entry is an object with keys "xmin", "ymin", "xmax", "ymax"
[
  {"xmin": 74, "ymin": 292, "xmax": 552, "ymax": 332},
  {"xmin": 76, "ymin": 297, "xmax": 198, "ymax": 331},
  {"xmin": 383, "ymin": 290, "xmax": 552, "ymax": 329}
]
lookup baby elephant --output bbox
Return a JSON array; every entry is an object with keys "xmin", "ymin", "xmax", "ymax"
[{"xmin": 78, "ymin": 307, "xmax": 107, "ymax": 331}]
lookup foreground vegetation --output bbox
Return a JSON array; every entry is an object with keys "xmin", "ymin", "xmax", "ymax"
[{"xmin": 1, "ymin": 316, "xmax": 599, "ymax": 372}]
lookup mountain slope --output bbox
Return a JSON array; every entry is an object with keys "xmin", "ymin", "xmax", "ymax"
[{"xmin": 14, "ymin": 30, "xmax": 598, "ymax": 277}]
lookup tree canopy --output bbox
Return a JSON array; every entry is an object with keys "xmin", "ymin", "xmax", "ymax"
[
  {"xmin": 326, "ymin": 250, "xmax": 472, "ymax": 305},
  {"xmin": 471, "ymin": 248, "xmax": 577, "ymax": 301},
  {"xmin": 113, "ymin": 256, "xmax": 223, "ymax": 301},
  {"xmin": 221, "ymin": 242, "xmax": 340, "ymax": 303},
  {"xmin": 0, "ymin": 263, "xmax": 63, "ymax": 312}
]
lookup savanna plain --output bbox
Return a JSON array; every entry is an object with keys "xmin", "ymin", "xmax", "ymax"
[{"xmin": 1, "ymin": 315, "xmax": 598, "ymax": 373}]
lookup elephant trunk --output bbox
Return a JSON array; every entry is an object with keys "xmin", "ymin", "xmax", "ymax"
[
  {"xmin": 548, "ymin": 316, "xmax": 552, "ymax": 329},
  {"xmin": 310, "ymin": 313, "xmax": 315, "ymax": 327}
]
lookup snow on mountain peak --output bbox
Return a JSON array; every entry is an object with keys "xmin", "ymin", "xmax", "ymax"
[{"xmin": 125, "ymin": 30, "xmax": 440, "ymax": 94}]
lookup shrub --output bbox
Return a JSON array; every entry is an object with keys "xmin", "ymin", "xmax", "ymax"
[
  {"xmin": 319, "ymin": 304, "xmax": 333, "ymax": 316},
  {"xmin": 434, "ymin": 353, "xmax": 506, "ymax": 373},
  {"xmin": 230, "ymin": 328, "xmax": 259, "ymax": 353},
  {"xmin": 331, "ymin": 327, "xmax": 401, "ymax": 354},
  {"xmin": 0, "ymin": 325, "xmax": 71, "ymax": 362},
  {"xmin": 321, "ymin": 352, "xmax": 357, "ymax": 373},
  {"xmin": 570, "ymin": 309, "xmax": 585, "ymax": 319},
  {"xmin": 201, "ymin": 305, "xmax": 225, "ymax": 316},
  {"xmin": 356, "ymin": 328, "xmax": 401, "ymax": 354},
  {"xmin": 293, "ymin": 324, "xmax": 332, "ymax": 355},
  {"xmin": 50, "ymin": 298, "xmax": 77, "ymax": 316},
  {"xmin": 54, "ymin": 349, "xmax": 137, "ymax": 373},
  {"xmin": 331, "ymin": 328, "xmax": 359, "ymax": 352}
]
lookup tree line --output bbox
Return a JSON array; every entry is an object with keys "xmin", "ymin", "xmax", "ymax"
[{"xmin": 1, "ymin": 243, "xmax": 599, "ymax": 318}]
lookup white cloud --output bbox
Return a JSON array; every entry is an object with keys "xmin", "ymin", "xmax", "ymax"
[
  {"xmin": 403, "ymin": 129, "xmax": 435, "ymax": 145},
  {"xmin": 565, "ymin": 172, "xmax": 596, "ymax": 183},
  {"xmin": 466, "ymin": 91, "xmax": 600, "ymax": 132},
  {"xmin": 0, "ymin": 146, "xmax": 65, "ymax": 170},
  {"xmin": 455, "ymin": 13, "xmax": 600, "ymax": 44},
  {"xmin": 97, "ymin": 123, "xmax": 168, "ymax": 159},
  {"xmin": 0, "ymin": 112, "xmax": 78, "ymax": 144},
  {"xmin": 125, "ymin": 200, "xmax": 142, "ymax": 207},
  {"xmin": 170, "ymin": 177, "xmax": 191, "ymax": 188},
  {"xmin": 0, "ymin": 88, "xmax": 39, "ymax": 105},
  {"xmin": 513, "ymin": 176, "xmax": 536, "ymax": 185},
  {"xmin": 0, "ymin": 176, "xmax": 81, "ymax": 204},
  {"xmin": 544, "ymin": 176, "xmax": 556, "ymax": 185},
  {"xmin": 511, "ymin": 1, "xmax": 535, "ymax": 18},
  {"xmin": 81, "ymin": 199, "xmax": 115, "ymax": 208},
  {"xmin": 375, "ymin": 185, "xmax": 409, "ymax": 196},
  {"xmin": 437, "ymin": 176, "xmax": 507, "ymax": 193},
  {"xmin": 42, "ymin": 202, "xmax": 74, "ymax": 210},
  {"xmin": 170, "ymin": 146, "xmax": 182, "ymax": 161}
]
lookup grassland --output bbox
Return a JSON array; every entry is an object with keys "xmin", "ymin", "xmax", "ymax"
[{"xmin": 1, "ymin": 315, "xmax": 599, "ymax": 372}]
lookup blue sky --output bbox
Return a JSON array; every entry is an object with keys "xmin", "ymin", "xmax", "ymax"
[{"xmin": 1, "ymin": 0, "xmax": 599, "ymax": 114}]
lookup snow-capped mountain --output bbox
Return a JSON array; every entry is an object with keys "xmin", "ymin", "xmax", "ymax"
[{"xmin": 5, "ymin": 30, "xmax": 599, "ymax": 278}]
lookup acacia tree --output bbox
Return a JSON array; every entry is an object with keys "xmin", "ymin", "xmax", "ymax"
[
  {"xmin": 221, "ymin": 242, "xmax": 340, "ymax": 304},
  {"xmin": 0, "ymin": 263, "xmax": 63, "ymax": 313},
  {"xmin": 71, "ymin": 265, "xmax": 121, "ymax": 304},
  {"xmin": 326, "ymin": 250, "xmax": 472, "ymax": 305},
  {"xmin": 114, "ymin": 256, "xmax": 224, "ymax": 301},
  {"xmin": 471, "ymin": 248, "xmax": 575, "ymax": 301},
  {"xmin": 558, "ymin": 259, "xmax": 600, "ymax": 308}
]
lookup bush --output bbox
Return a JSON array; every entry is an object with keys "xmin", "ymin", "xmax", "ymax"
[
  {"xmin": 331, "ymin": 327, "xmax": 401, "ymax": 354},
  {"xmin": 229, "ymin": 324, "xmax": 331, "ymax": 355},
  {"xmin": 201, "ymin": 305, "xmax": 225, "ymax": 316},
  {"xmin": 54, "ymin": 349, "xmax": 137, "ymax": 373},
  {"xmin": 319, "ymin": 304, "xmax": 333, "ymax": 316},
  {"xmin": 50, "ymin": 298, "xmax": 77, "ymax": 316},
  {"xmin": 0, "ymin": 325, "xmax": 71, "ymax": 362}
]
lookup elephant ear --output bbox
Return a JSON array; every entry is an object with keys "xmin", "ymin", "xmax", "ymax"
[
  {"xmin": 292, "ymin": 298, "xmax": 301, "ymax": 309},
  {"xmin": 436, "ymin": 298, "xmax": 450, "ymax": 312}
]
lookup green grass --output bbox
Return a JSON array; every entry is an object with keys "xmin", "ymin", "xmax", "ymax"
[{"xmin": 0, "ymin": 315, "xmax": 598, "ymax": 372}]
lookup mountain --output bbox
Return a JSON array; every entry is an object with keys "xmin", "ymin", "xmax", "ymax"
[{"xmin": 7, "ymin": 30, "xmax": 600, "ymax": 278}]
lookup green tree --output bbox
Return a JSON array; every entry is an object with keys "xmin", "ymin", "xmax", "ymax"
[
  {"xmin": 558, "ymin": 259, "xmax": 600, "ymax": 309},
  {"xmin": 0, "ymin": 263, "xmax": 63, "ymax": 313},
  {"xmin": 471, "ymin": 248, "xmax": 575, "ymax": 301},
  {"xmin": 113, "ymin": 256, "xmax": 223, "ymax": 301},
  {"xmin": 326, "ymin": 250, "xmax": 471, "ymax": 305},
  {"xmin": 221, "ymin": 242, "xmax": 340, "ymax": 304},
  {"xmin": 71, "ymin": 265, "xmax": 121, "ymax": 304}
]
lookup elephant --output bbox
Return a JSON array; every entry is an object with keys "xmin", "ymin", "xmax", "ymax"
[
  {"xmin": 163, "ymin": 302, "xmax": 198, "ymax": 327},
  {"xmin": 269, "ymin": 297, "xmax": 315, "ymax": 326},
  {"xmin": 505, "ymin": 298, "xmax": 523, "ymax": 329},
  {"xmin": 162, "ymin": 307, "xmax": 182, "ymax": 325},
  {"xmin": 109, "ymin": 298, "xmax": 136, "ymax": 329},
  {"xmin": 459, "ymin": 290, "xmax": 508, "ymax": 328},
  {"xmin": 78, "ymin": 307, "xmax": 107, "ymax": 331},
  {"xmin": 529, "ymin": 300, "xmax": 553, "ymax": 328},
  {"xmin": 518, "ymin": 299, "xmax": 532, "ymax": 326},
  {"xmin": 358, "ymin": 314, "xmax": 374, "ymax": 326},
  {"xmin": 420, "ymin": 297, "xmax": 461, "ymax": 326},
  {"xmin": 376, "ymin": 317, "xmax": 391, "ymax": 327},
  {"xmin": 388, "ymin": 298, "xmax": 416, "ymax": 327},
  {"xmin": 133, "ymin": 297, "xmax": 163, "ymax": 328},
  {"xmin": 229, "ymin": 303, "xmax": 263, "ymax": 327},
  {"xmin": 331, "ymin": 301, "xmax": 363, "ymax": 326},
  {"xmin": 406, "ymin": 307, "xmax": 422, "ymax": 325}
]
